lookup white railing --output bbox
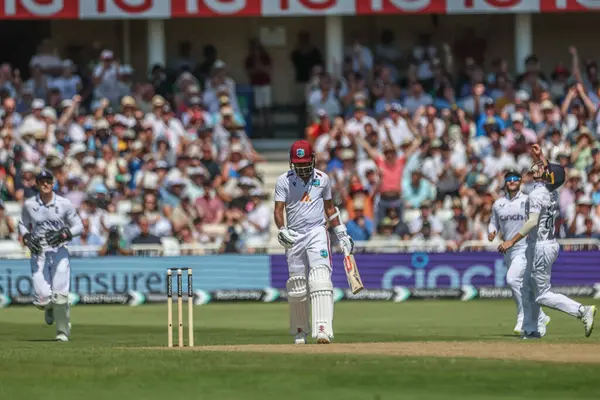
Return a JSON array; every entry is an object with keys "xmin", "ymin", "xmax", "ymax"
[
  {"xmin": 246, "ymin": 240, "xmax": 458, "ymax": 254},
  {"xmin": 459, "ymin": 238, "xmax": 600, "ymax": 251},
  {"xmin": 0, "ymin": 238, "xmax": 597, "ymax": 259}
]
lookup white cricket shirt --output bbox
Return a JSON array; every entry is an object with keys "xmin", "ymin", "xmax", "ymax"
[
  {"xmin": 489, "ymin": 191, "xmax": 528, "ymax": 249},
  {"xmin": 274, "ymin": 168, "xmax": 332, "ymax": 234}
]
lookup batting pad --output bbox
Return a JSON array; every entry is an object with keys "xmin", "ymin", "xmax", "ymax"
[
  {"xmin": 308, "ymin": 265, "xmax": 334, "ymax": 338},
  {"xmin": 52, "ymin": 293, "xmax": 70, "ymax": 337},
  {"xmin": 286, "ymin": 276, "xmax": 310, "ymax": 335}
]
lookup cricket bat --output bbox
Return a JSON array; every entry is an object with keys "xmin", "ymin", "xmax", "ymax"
[{"xmin": 343, "ymin": 253, "xmax": 364, "ymax": 294}]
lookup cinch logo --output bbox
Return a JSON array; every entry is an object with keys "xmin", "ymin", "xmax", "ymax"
[
  {"xmin": 500, "ymin": 215, "xmax": 526, "ymax": 221},
  {"xmin": 300, "ymin": 192, "xmax": 311, "ymax": 202},
  {"xmin": 381, "ymin": 253, "xmax": 507, "ymax": 289}
]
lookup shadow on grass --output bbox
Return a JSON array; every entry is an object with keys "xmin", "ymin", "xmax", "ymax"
[{"xmin": 5, "ymin": 323, "xmax": 520, "ymax": 348}]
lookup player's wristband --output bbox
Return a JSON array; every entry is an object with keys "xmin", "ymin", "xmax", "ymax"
[{"xmin": 333, "ymin": 224, "xmax": 347, "ymax": 237}]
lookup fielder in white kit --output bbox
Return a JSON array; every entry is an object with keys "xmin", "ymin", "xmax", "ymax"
[
  {"xmin": 488, "ymin": 170, "xmax": 549, "ymax": 335},
  {"xmin": 274, "ymin": 140, "xmax": 354, "ymax": 344},
  {"xmin": 19, "ymin": 169, "xmax": 83, "ymax": 342},
  {"xmin": 499, "ymin": 145, "xmax": 596, "ymax": 339}
]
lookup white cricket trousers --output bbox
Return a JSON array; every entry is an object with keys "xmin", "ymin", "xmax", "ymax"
[
  {"xmin": 505, "ymin": 247, "xmax": 547, "ymax": 326},
  {"xmin": 286, "ymin": 225, "xmax": 332, "ymax": 277},
  {"xmin": 522, "ymin": 240, "xmax": 582, "ymax": 334},
  {"xmin": 30, "ymin": 246, "xmax": 71, "ymax": 305}
]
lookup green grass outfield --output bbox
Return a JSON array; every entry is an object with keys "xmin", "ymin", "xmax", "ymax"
[{"xmin": 0, "ymin": 300, "xmax": 599, "ymax": 400}]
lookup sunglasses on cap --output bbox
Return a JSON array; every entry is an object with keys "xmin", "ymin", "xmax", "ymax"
[{"xmin": 504, "ymin": 175, "xmax": 521, "ymax": 182}]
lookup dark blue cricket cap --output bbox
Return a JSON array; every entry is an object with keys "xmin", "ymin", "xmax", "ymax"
[
  {"xmin": 36, "ymin": 169, "xmax": 54, "ymax": 181},
  {"xmin": 546, "ymin": 163, "xmax": 566, "ymax": 191}
]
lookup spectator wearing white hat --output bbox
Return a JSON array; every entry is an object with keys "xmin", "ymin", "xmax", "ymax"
[
  {"xmin": 567, "ymin": 196, "xmax": 600, "ymax": 236},
  {"xmin": 185, "ymin": 166, "xmax": 210, "ymax": 202},
  {"xmin": 93, "ymin": 49, "xmax": 119, "ymax": 104},
  {"xmin": 20, "ymin": 98, "xmax": 46, "ymax": 135},
  {"xmin": 117, "ymin": 64, "xmax": 134, "ymax": 99},
  {"xmin": 378, "ymin": 103, "xmax": 416, "ymax": 148},
  {"xmin": 65, "ymin": 142, "xmax": 87, "ymax": 176},
  {"xmin": 51, "ymin": 59, "xmax": 81, "ymax": 100},
  {"xmin": 504, "ymin": 112, "xmax": 537, "ymax": 155}
]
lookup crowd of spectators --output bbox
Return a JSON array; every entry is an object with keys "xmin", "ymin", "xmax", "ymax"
[
  {"xmin": 301, "ymin": 30, "xmax": 600, "ymax": 251},
  {"xmin": 0, "ymin": 30, "xmax": 598, "ymax": 257},
  {"xmin": 0, "ymin": 38, "xmax": 271, "ymax": 255}
]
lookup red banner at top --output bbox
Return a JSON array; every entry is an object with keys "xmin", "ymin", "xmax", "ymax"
[{"xmin": 0, "ymin": 0, "xmax": 599, "ymax": 19}]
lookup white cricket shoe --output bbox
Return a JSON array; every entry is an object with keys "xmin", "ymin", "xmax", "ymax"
[
  {"xmin": 294, "ymin": 331, "xmax": 307, "ymax": 345},
  {"xmin": 45, "ymin": 308, "xmax": 54, "ymax": 325},
  {"xmin": 581, "ymin": 305, "xmax": 597, "ymax": 338},
  {"xmin": 315, "ymin": 331, "xmax": 331, "ymax": 344},
  {"xmin": 539, "ymin": 315, "xmax": 551, "ymax": 337},
  {"xmin": 513, "ymin": 321, "xmax": 523, "ymax": 335},
  {"xmin": 56, "ymin": 333, "xmax": 69, "ymax": 342}
]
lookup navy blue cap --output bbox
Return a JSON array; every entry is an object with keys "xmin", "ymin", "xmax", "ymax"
[
  {"xmin": 36, "ymin": 169, "xmax": 54, "ymax": 181},
  {"xmin": 546, "ymin": 163, "xmax": 566, "ymax": 191}
]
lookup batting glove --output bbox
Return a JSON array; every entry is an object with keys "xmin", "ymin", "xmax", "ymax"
[
  {"xmin": 23, "ymin": 233, "xmax": 42, "ymax": 255},
  {"xmin": 45, "ymin": 228, "xmax": 73, "ymax": 247},
  {"xmin": 334, "ymin": 225, "xmax": 354, "ymax": 255},
  {"xmin": 277, "ymin": 227, "xmax": 298, "ymax": 249}
]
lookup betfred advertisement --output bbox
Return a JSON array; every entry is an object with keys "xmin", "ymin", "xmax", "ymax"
[
  {"xmin": 271, "ymin": 251, "xmax": 600, "ymax": 290},
  {"xmin": 2, "ymin": 0, "xmax": 600, "ymax": 19}
]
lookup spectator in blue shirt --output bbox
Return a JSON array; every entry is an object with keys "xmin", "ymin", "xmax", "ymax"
[
  {"xmin": 402, "ymin": 170, "xmax": 435, "ymax": 209},
  {"xmin": 346, "ymin": 198, "xmax": 374, "ymax": 242},
  {"xmin": 69, "ymin": 218, "xmax": 105, "ymax": 257},
  {"xmin": 476, "ymin": 99, "xmax": 505, "ymax": 137}
]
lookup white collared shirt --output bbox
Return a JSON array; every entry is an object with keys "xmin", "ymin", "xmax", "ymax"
[
  {"xmin": 489, "ymin": 191, "xmax": 528, "ymax": 248},
  {"xmin": 19, "ymin": 193, "xmax": 82, "ymax": 248},
  {"xmin": 274, "ymin": 169, "xmax": 332, "ymax": 234}
]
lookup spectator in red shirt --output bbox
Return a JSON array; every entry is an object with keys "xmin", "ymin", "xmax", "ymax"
[
  {"xmin": 356, "ymin": 134, "xmax": 421, "ymax": 224},
  {"xmin": 245, "ymin": 39, "xmax": 272, "ymax": 135},
  {"xmin": 195, "ymin": 180, "xmax": 225, "ymax": 224},
  {"xmin": 305, "ymin": 109, "xmax": 331, "ymax": 146}
]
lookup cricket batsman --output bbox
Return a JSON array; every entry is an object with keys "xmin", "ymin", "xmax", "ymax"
[
  {"xmin": 488, "ymin": 170, "xmax": 550, "ymax": 335},
  {"xmin": 274, "ymin": 140, "xmax": 354, "ymax": 344},
  {"xmin": 498, "ymin": 145, "xmax": 596, "ymax": 339},
  {"xmin": 19, "ymin": 169, "xmax": 83, "ymax": 342}
]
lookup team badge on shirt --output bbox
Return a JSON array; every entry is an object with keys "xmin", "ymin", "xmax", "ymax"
[
  {"xmin": 320, "ymin": 249, "xmax": 328, "ymax": 258},
  {"xmin": 296, "ymin": 148, "xmax": 305, "ymax": 158},
  {"xmin": 312, "ymin": 179, "xmax": 320, "ymax": 187}
]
